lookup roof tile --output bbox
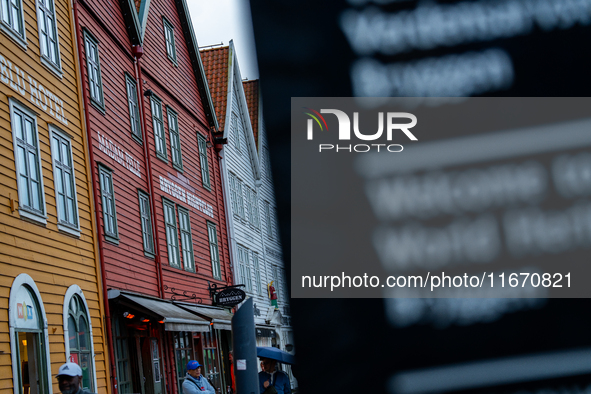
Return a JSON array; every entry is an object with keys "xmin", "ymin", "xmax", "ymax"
[
  {"xmin": 242, "ymin": 79, "xmax": 259, "ymax": 150},
  {"xmin": 200, "ymin": 46, "xmax": 230, "ymax": 132}
]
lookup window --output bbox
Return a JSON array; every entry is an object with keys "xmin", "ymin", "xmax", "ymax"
[
  {"xmin": 151, "ymin": 96, "xmax": 167, "ymax": 160},
  {"xmin": 168, "ymin": 107, "xmax": 182, "ymax": 170},
  {"xmin": 125, "ymin": 74, "xmax": 142, "ymax": 143},
  {"xmin": 229, "ymin": 174, "xmax": 244, "ymax": 219},
  {"xmin": 232, "ymin": 113, "xmax": 241, "ymax": 152},
  {"xmin": 207, "ymin": 222, "xmax": 221, "ymax": 279},
  {"xmin": 163, "ymin": 198, "xmax": 180, "ymax": 268},
  {"xmin": 198, "ymin": 133, "xmax": 210, "ymax": 189},
  {"xmin": 50, "ymin": 127, "xmax": 79, "ymax": 234},
  {"xmin": 9, "ymin": 274, "xmax": 51, "ymax": 394},
  {"xmin": 237, "ymin": 245, "xmax": 251, "ymax": 292},
  {"xmin": 112, "ymin": 315, "xmax": 132, "ymax": 393},
  {"xmin": 98, "ymin": 165, "xmax": 118, "ymax": 243},
  {"xmin": 163, "ymin": 17, "xmax": 177, "ymax": 64},
  {"xmin": 10, "ymin": 100, "xmax": 46, "ymax": 223},
  {"xmin": 64, "ymin": 286, "xmax": 96, "ymax": 391},
  {"xmin": 178, "ymin": 207, "xmax": 194, "ymax": 272},
  {"xmin": 263, "ymin": 201, "xmax": 272, "ymax": 239},
  {"xmin": 263, "ymin": 147, "xmax": 272, "ymax": 179},
  {"xmin": 84, "ymin": 31, "xmax": 104, "ymax": 109},
  {"xmin": 1, "ymin": 0, "xmax": 25, "ymax": 44},
  {"xmin": 138, "ymin": 191, "xmax": 154, "ymax": 257},
  {"xmin": 37, "ymin": 0, "xmax": 61, "ymax": 71},
  {"xmin": 249, "ymin": 188, "xmax": 260, "ymax": 229},
  {"xmin": 252, "ymin": 252, "xmax": 261, "ymax": 295}
]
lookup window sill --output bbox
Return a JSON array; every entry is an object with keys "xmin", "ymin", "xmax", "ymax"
[
  {"xmin": 90, "ymin": 98, "xmax": 106, "ymax": 115},
  {"xmin": 172, "ymin": 163, "xmax": 183, "ymax": 173},
  {"xmin": 132, "ymin": 133, "xmax": 143, "ymax": 146},
  {"xmin": 57, "ymin": 223, "xmax": 80, "ymax": 237},
  {"xmin": 19, "ymin": 209, "xmax": 47, "ymax": 225},
  {"xmin": 40, "ymin": 57, "xmax": 63, "ymax": 80},
  {"xmin": 0, "ymin": 23, "xmax": 27, "ymax": 50},
  {"xmin": 144, "ymin": 251, "xmax": 155, "ymax": 259},
  {"xmin": 104, "ymin": 234, "xmax": 119, "ymax": 245},
  {"xmin": 156, "ymin": 153, "xmax": 168, "ymax": 163}
]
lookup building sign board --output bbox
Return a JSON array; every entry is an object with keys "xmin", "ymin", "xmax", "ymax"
[
  {"xmin": 159, "ymin": 176, "xmax": 214, "ymax": 218},
  {"xmin": 98, "ymin": 131, "xmax": 141, "ymax": 178},
  {"xmin": 0, "ymin": 54, "xmax": 68, "ymax": 126},
  {"xmin": 215, "ymin": 288, "xmax": 246, "ymax": 307}
]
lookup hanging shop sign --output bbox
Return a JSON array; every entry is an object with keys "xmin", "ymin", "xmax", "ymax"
[{"xmin": 209, "ymin": 283, "xmax": 246, "ymax": 307}]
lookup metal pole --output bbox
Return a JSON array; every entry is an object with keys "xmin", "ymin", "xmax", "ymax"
[{"xmin": 232, "ymin": 298, "xmax": 259, "ymax": 394}]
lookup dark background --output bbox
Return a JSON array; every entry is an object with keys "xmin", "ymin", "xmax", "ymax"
[{"xmin": 249, "ymin": 1, "xmax": 591, "ymax": 393}]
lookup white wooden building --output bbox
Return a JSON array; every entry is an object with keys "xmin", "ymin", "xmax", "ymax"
[{"xmin": 200, "ymin": 41, "xmax": 295, "ymax": 386}]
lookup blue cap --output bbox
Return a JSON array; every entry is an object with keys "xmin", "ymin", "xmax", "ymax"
[{"xmin": 187, "ymin": 360, "xmax": 201, "ymax": 370}]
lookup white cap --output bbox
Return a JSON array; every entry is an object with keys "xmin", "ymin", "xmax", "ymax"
[{"xmin": 57, "ymin": 362, "xmax": 82, "ymax": 377}]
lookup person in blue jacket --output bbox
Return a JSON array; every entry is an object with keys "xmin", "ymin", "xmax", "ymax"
[
  {"xmin": 259, "ymin": 357, "xmax": 291, "ymax": 394},
  {"xmin": 182, "ymin": 360, "xmax": 215, "ymax": 394}
]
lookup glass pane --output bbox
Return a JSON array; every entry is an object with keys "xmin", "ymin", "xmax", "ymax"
[
  {"xmin": 78, "ymin": 317, "xmax": 88, "ymax": 350},
  {"xmin": 68, "ymin": 315, "xmax": 78, "ymax": 351},
  {"xmin": 80, "ymin": 353, "xmax": 91, "ymax": 389},
  {"xmin": 61, "ymin": 141, "xmax": 70, "ymax": 164}
]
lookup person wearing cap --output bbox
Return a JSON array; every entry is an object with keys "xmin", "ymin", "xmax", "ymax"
[
  {"xmin": 182, "ymin": 360, "xmax": 215, "ymax": 394},
  {"xmin": 259, "ymin": 357, "xmax": 291, "ymax": 394},
  {"xmin": 56, "ymin": 362, "xmax": 95, "ymax": 394}
]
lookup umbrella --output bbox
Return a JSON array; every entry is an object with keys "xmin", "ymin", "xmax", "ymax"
[{"xmin": 256, "ymin": 347, "xmax": 296, "ymax": 365}]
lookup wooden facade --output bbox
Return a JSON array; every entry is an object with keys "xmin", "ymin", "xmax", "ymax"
[
  {"xmin": 0, "ymin": 0, "xmax": 108, "ymax": 392},
  {"xmin": 201, "ymin": 42, "xmax": 294, "ymax": 388},
  {"xmin": 73, "ymin": 0, "xmax": 234, "ymax": 393}
]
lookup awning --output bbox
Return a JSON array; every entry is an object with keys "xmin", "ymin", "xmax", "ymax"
[
  {"xmin": 108, "ymin": 290, "xmax": 211, "ymax": 332},
  {"xmin": 176, "ymin": 302, "xmax": 234, "ymax": 330}
]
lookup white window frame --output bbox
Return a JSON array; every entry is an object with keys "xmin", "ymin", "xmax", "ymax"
[
  {"xmin": 263, "ymin": 201, "xmax": 272, "ymax": 239},
  {"xmin": 178, "ymin": 206, "xmax": 195, "ymax": 272},
  {"xmin": 208, "ymin": 222, "xmax": 221, "ymax": 280},
  {"xmin": 168, "ymin": 106, "xmax": 182, "ymax": 171},
  {"xmin": 232, "ymin": 113, "xmax": 241, "ymax": 153},
  {"xmin": 163, "ymin": 17, "xmax": 177, "ymax": 65},
  {"xmin": 36, "ymin": 0, "xmax": 62, "ymax": 75},
  {"xmin": 49, "ymin": 125, "xmax": 80, "ymax": 236},
  {"xmin": 63, "ymin": 285, "xmax": 98, "ymax": 392},
  {"xmin": 163, "ymin": 197, "xmax": 180, "ymax": 268},
  {"xmin": 249, "ymin": 188, "xmax": 260, "ymax": 229},
  {"xmin": 9, "ymin": 274, "xmax": 53, "ymax": 394},
  {"xmin": 252, "ymin": 251, "xmax": 261, "ymax": 295},
  {"xmin": 237, "ymin": 245, "xmax": 251, "ymax": 292},
  {"xmin": 151, "ymin": 96, "xmax": 167, "ymax": 161},
  {"xmin": 125, "ymin": 73, "xmax": 142, "ymax": 143},
  {"xmin": 1, "ymin": 0, "xmax": 26, "ymax": 47},
  {"xmin": 10, "ymin": 99, "xmax": 47, "ymax": 224},
  {"xmin": 83, "ymin": 30, "xmax": 104, "ymax": 110},
  {"xmin": 198, "ymin": 133, "xmax": 210, "ymax": 190},
  {"xmin": 98, "ymin": 165, "xmax": 119, "ymax": 244},
  {"xmin": 138, "ymin": 190, "xmax": 154, "ymax": 257}
]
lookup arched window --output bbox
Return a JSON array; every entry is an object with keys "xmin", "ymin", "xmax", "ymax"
[
  {"xmin": 63, "ymin": 285, "xmax": 97, "ymax": 391},
  {"xmin": 9, "ymin": 274, "xmax": 52, "ymax": 394}
]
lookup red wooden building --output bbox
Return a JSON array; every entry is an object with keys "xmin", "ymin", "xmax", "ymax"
[{"xmin": 72, "ymin": 0, "xmax": 235, "ymax": 393}]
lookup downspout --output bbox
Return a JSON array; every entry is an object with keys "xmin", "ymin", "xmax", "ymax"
[
  {"xmin": 72, "ymin": 2, "xmax": 117, "ymax": 393},
  {"xmin": 218, "ymin": 148, "xmax": 239, "ymax": 287},
  {"xmin": 131, "ymin": 46, "xmax": 165, "ymax": 300},
  {"xmin": 211, "ymin": 137, "xmax": 230, "ymax": 285}
]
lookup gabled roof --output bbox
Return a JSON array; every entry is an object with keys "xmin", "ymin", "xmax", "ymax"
[
  {"xmin": 242, "ymin": 79, "xmax": 259, "ymax": 151},
  {"xmin": 117, "ymin": 0, "xmax": 219, "ymax": 130},
  {"xmin": 200, "ymin": 46, "xmax": 230, "ymax": 132}
]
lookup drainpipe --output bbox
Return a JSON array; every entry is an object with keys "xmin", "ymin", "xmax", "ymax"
[
  {"xmin": 72, "ymin": 2, "xmax": 117, "ymax": 393},
  {"xmin": 131, "ymin": 45, "xmax": 165, "ymax": 300},
  {"xmin": 211, "ymin": 134, "xmax": 231, "ymax": 285}
]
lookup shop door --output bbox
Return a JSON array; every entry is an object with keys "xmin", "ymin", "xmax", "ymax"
[
  {"xmin": 202, "ymin": 330, "xmax": 221, "ymax": 391},
  {"xmin": 142, "ymin": 338, "xmax": 163, "ymax": 394}
]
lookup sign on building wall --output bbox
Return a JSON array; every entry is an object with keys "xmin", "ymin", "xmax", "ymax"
[{"xmin": 0, "ymin": 54, "xmax": 68, "ymax": 126}]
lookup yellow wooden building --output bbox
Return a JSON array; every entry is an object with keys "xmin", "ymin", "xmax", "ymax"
[{"xmin": 0, "ymin": 0, "xmax": 109, "ymax": 392}]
